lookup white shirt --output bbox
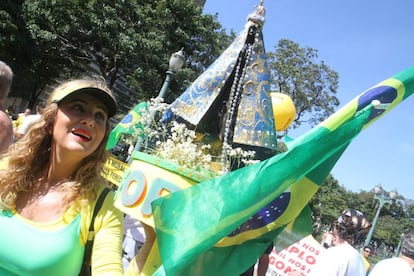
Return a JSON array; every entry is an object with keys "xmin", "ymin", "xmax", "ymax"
[
  {"xmin": 124, "ymin": 214, "xmax": 146, "ymax": 243},
  {"xmin": 369, "ymin": 257, "xmax": 414, "ymax": 276},
  {"xmin": 308, "ymin": 242, "xmax": 366, "ymax": 276},
  {"xmin": 17, "ymin": 114, "xmax": 41, "ymax": 135},
  {"xmin": 122, "ymin": 215, "xmax": 147, "ymax": 269}
]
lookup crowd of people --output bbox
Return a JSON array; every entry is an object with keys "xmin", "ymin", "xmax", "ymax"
[
  {"xmin": 1, "ymin": 59, "xmax": 413, "ymax": 275},
  {"xmin": 287, "ymin": 209, "xmax": 414, "ymax": 276},
  {"xmin": 3, "ymin": 99, "xmax": 45, "ymax": 143}
]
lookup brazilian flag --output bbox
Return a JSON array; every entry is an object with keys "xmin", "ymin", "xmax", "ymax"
[
  {"xmin": 106, "ymin": 102, "xmax": 148, "ymax": 150},
  {"xmin": 151, "ymin": 66, "xmax": 414, "ymax": 275}
]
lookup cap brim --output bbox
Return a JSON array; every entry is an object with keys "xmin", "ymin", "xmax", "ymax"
[{"xmin": 56, "ymin": 88, "xmax": 117, "ymax": 117}]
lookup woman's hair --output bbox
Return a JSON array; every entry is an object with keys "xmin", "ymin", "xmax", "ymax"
[
  {"xmin": 332, "ymin": 209, "xmax": 371, "ymax": 246},
  {"xmin": 0, "ymin": 79, "xmax": 112, "ymax": 211}
]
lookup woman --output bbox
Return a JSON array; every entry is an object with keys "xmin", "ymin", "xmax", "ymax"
[
  {"xmin": 289, "ymin": 209, "xmax": 371, "ymax": 276},
  {"xmin": 0, "ymin": 78, "xmax": 124, "ymax": 275}
]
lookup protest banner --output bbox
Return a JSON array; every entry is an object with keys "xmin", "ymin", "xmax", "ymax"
[{"xmin": 267, "ymin": 235, "xmax": 324, "ymax": 276}]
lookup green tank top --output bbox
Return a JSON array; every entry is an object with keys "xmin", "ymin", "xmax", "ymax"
[{"xmin": 0, "ymin": 210, "xmax": 84, "ymax": 276}]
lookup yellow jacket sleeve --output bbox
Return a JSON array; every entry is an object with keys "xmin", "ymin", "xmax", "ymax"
[{"xmin": 81, "ymin": 187, "xmax": 124, "ymax": 275}]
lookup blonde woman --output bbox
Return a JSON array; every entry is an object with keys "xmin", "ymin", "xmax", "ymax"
[{"xmin": 0, "ymin": 79, "xmax": 124, "ymax": 275}]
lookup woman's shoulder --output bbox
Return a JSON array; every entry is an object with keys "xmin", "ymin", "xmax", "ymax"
[
  {"xmin": 79, "ymin": 184, "xmax": 123, "ymax": 243},
  {"xmin": 77, "ymin": 183, "xmax": 120, "ymax": 225},
  {"xmin": 324, "ymin": 242, "xmax": 357, "ymax": 256},
  {"xmin": 90, "ymin": 183, "xmax": 117, "ymax": 210}
]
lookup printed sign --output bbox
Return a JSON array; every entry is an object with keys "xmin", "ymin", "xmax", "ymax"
[
  {"xmin": 113, "ymin": 158, "xmax": 197, "ymax": 227},
  {"xmin": 267, "ymin": 235, "xmax": 324, "ymax": 276},
  {"xmin": 102, "ymin": 155, "xmax": 129, "ymax": 186}
]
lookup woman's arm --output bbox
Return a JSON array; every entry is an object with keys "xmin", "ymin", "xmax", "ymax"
[{"xmin": 91, "ymin": 189, "xmax": 124, "ymax": 275}]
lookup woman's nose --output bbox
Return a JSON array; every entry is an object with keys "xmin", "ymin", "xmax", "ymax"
[{"xmin": 80, "ymin": 113, "xmax": 95, "ymax": 127}]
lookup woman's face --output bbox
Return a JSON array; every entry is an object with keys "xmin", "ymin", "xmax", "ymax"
[{"xmin": 52, "ymin": 94, "xmax": 108, "ymax": 161}]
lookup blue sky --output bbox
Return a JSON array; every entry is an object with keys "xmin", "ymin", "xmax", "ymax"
[{"xmin": 203, "ymin": 0, "xmax": 414, "ymax": 200}]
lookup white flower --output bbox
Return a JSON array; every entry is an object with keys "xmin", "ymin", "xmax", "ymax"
[{"xmin": 128, "ymin": 98, "xmax": 259, "ymax": 175}]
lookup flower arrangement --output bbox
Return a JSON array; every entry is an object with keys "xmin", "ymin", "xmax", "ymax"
[{"xmin": 127, "ymin": 98, "xmax": 259, "ymax": 176}]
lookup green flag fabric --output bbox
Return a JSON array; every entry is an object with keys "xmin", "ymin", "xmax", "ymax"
[
  {"xmin": 106, "ymin": 102, "xmax": 148, "ymax": 150},
  {"xmin": 151, "ymin": 66, "xmax": 414, "ymax": 275},
  {"xmin": 169, "ymin": 142, "xmax": 351, "ymax": 276},
  {"xmin": 272, "ymin": 205, "xmax": 314, "ymax": 253},
  {"xmin": 171, "ymin": 204, "xmax": 315, "ymax": 276}
]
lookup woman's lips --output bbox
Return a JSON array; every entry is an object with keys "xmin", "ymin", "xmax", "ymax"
[{"xmin": 72, "ymin": 128, "xmax": 92, "ymax": 141}]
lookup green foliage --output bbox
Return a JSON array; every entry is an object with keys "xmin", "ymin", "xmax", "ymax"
[
  {"xmin": 310, "ymin": 174, "xmax": 348, "ymax": 230},
  {"xmin": 0, "ymin": 0, "xmax": 233, "ymax": 110},
  {"xmin": 267, "ymin": 39, "xmax": 340, "ymax": 129},
  {"xmin": 310, "ymin": 174, "xmax": 414, "ymax": 252}
]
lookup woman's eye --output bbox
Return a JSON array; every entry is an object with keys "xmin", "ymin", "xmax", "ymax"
[
  {"xmin": 95, "ymin": 111, "xmax": 107, "ymax": 121},
  {"xmin": 72, "ymin": 103, "xmax": 85, "ymax": 112}
]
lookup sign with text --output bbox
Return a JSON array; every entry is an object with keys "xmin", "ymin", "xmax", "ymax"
[
  {"xmin": 267, "ymin": 235, "xmax": 324, "ymax": 276},
  {"xmin": 102, "ymin": 155, "xmax": 129, "ymax": 186},
  {"xmin": 114, "ymin": 158, "xmax": 198, "ymax": 227}
]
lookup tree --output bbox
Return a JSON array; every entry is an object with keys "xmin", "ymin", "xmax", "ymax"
[
  {"xmin": 0, "ymin": 0, "xmax": 233, "ymax": 111},
  {"xmin": 0, "ymin": 0, "xmax": 66, "ymax": 106},
  {"xmin": 267, "ymin": 39, "xmax": 340, "ymax": 130},
  {"xmin": 309, "ymin": 174, "xmax": 350, "ymax": 234},
  {"xmin": 369, "ymin": 198, "xmax": 414, "ymax": 248},
  {"xmin": 310, "ymin": 175, "xmax": 414, "ymax": 252}
]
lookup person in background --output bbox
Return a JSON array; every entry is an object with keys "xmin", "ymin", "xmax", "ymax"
[
  {"xmin": 122, "ymin": 214, "xmax": 147, "ymax": 270},
  {"xmin": 6, "ymin": 105, "xmax": 15, "ymax": 119},
  {"xmin": 321, "ymin": 231, "xmax": 335, "ymax": 249},
  {"xmin": 240, "ymin": 242, "xmax": 274, "ymax": 276},
  {"xmin": 0, "ymin": 61, "xmax": 14, "ymax": 154},
  {"xmin": 289, "ymin": 209, "xmax": 371, "ymax": 276},
  {"xmin": 14, "ymin": 101, "xmax": 45, "ymax": 139},
  {"xmin": 0, "ymin": 78, "xmax": 124, "ymax": 275},
  {"xmin": 361, "ymin": 245, "xmax": 373, "ymax": 274},
  {"xmin": 6, "ymin": 105, "xmax": 19, "ymax": 129},
  {"xmin": 257, "ymin": 243, "xmax": 274, "ymax": 276},
  {"xmin": 369, "ymin": 229, "xmax": 414, "ymax": 276},
  {"xmin": 14, "ymin": 107, "xmax": 31, "ymax": 130}
]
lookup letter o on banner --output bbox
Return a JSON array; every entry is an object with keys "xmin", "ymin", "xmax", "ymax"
[
  {"xmin": 275, "ymin": 260, "xmax": 285, "ymax": 270},
  {"xmin": 121, "ymin": 170, "xmax": 146, "ymax": 207},
  {"xmin": 306, "ymin": 255, "xmax": 316, "ymax": 265}
]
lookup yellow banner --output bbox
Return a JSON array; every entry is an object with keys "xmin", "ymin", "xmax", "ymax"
[{"xmin": 102, "ymin": 155, "xmax": 129, "ymax": 186}]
